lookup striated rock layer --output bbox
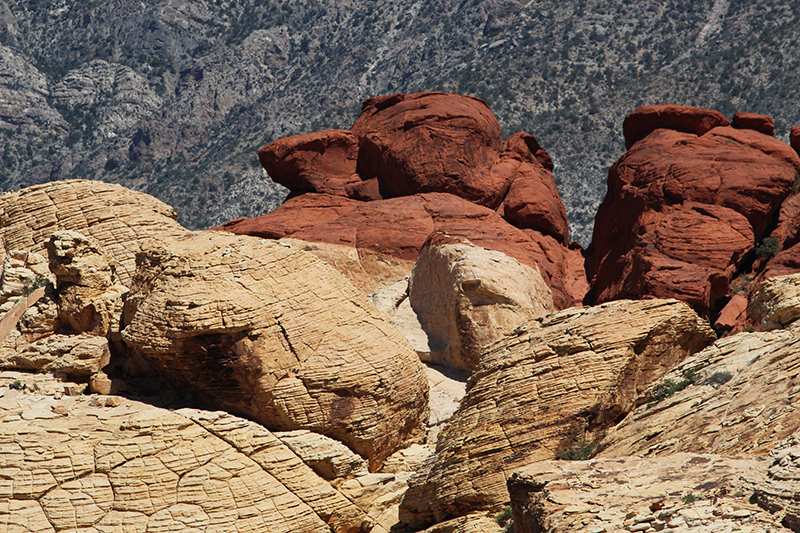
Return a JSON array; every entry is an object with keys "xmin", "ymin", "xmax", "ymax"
[
  {"xmin": 121, "ymin": 231, "xmax": 429, "ymax": 469},
  {"xmin": 508, "ymin": 454, "xmax": 778, "ymax": 533},
  {"xmin": 399, "ymin": 299, "xmax": 715, "ymax": 529},
  {"xmin": 587, "ymin": 104, "xmax": 800, "ymax": 318}
]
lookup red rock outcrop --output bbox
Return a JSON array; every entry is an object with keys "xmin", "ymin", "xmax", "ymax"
[
  {"xmin": 791, "ymin": 126, "xmax": 800, "ymax": 155},
  {"xmin": 587, "ymin": 105, "xmax": 800, "ymax": 317},
  {"xmin": 732, "ymin": 111, "xmax": 775, "ymax": 136},
  {"xmin": 221, "ymin": 92, "xmax": 585, "ymax": 309},
  {"xmin": 258, "ymin": 129, "xmax": 360, "ymax": 196},
  {"xmin": 220, "ymin": 192, "xmax": 587, "ymax": 310}
]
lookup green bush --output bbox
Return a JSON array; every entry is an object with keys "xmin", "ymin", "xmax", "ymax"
[
  {"xmin": 647, "ymin": 369, "xmax": 698, "ymax": 408},
  {"xmin": 494, "ymin": 506, "xmax": 512, "ymax": 528},
  {"xmin": 557, "ymin": 440, "xmax": 596, "ymax": 461},
  {"xmin": 756, "ymin": 237, "xmax": 780, "ymax": 257}
]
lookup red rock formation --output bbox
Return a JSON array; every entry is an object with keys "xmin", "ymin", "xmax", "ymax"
[
  {"xmin": 221, "ymin": 92, "xmax": 586, "ymax": 309},
  {"xmin": 588, "ymin": 106, "xmax": 800, "ymax": 318},
  {"xmin": 791, "ymin": 126, "xmax": 800, "ymax": 155},
  {"xmin": 221, "ymin": 192, "xmax": 587, "ymax": 309},
  {"xmin": 732, "ymin": 112, "xmax": 775, "ymax": 136},
  {"xmin": 258, "ymin": 129, "xmax": 360, "ymax": 196},
  {"xmin": 622, "ymin": 104, "xmax": 730, "ymax": 150}
]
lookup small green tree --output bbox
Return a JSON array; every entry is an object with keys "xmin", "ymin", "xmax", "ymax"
[{"xmin": 756, "ymin": 237, "xmax": 780, "ymax": 257}]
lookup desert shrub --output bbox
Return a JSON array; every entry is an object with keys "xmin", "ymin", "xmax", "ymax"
[
  {"xmin": 647, "ymin": 369, "xmax": 698, "ymax": 408},
  {"xmin": 495, "ymin": 506, "xmax": 512, "ymax": 528},
  {"xmin": 756, "ymin": 236, "xmax": 780, "ymax": 257},
  {"xmin": 703, "ymin": 371, "xmax": 733, "ymax": 386},
  {"xmin": 557, "ymin": 440, "xmax": 596, "ymax": 460}
]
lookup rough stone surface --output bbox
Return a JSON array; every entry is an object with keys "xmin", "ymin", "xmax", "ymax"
[
  {"xmin": 598, "ymin": 329, "xmax": 800, "ymax": 458},
  {"xmin": 399, "ymin": 299, "xmax": 716, "ymax": 529},
  {"xmin": 220, "ymin": 192, "xmax": 587, "ymax": 309},
  {"xmin": 0, "ymin": 375, "xmax": 374, "ymax": 533},
  {"xmin": 351, "ymin": 92, "xmax": 505, "ymax": 207},
  {"xmin": 0, "ymin": 333, "xmax": 110, "ymax": 379},
  {"xmin": 45, "ymin": 231, "xmax": 128, "ymax": 336},
  {"xmin": 792, "ymin": 127, "xmax": 800, "ymax": 155},
  {"xmin": 509, "ymin": 454, "xmax": 779, "ymax": 533},
  {"xmin": 732, "ymin": 111, "xmax": 776, "ymax": 136},
  {"xmin": 121, "ymin": 231, "xmax": 429, "ymax": 469},
  {"xmin": 622, "ymin": 104, "xmax": 730, "ymax": 149},
  {"xmin": 753, "ymin": 438, "xmax": 800, "ymax": 532},
  {"xmin": 749, "ymin": 274, "xmax": 800, "ymax": 330},
  {"xmin": 274, "ymin": 429, "xmax": 369, "ymax": 481},
  {"xmin": 588, "ymin": 117, "xmax": 800, "ymax": 317},
  {"xmin": 258, "ymin": 129, "xmax": 360, "ymax": 196},
  {"xmin": 0, "ymin": 180, "xmax": 188, "ymax": 285},
  {"xmin": 408, "ymin": 238, "xmax": 554, "ymax": 371}
]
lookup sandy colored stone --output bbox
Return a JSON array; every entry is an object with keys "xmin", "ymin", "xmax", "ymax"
[
  {"xmin": 0, "ymin": 375, "xmax": 375, "ymax": 533},
  {"xmin": 274, "ymin": 429, "xmax": 369, "ymax": 481},
  {"xmin": 121, "ymin": 231, "xmax": 429, "ymax": 469},
  {"xmin": 46, "ymin": 230, "xmax": 128, "ymax": 336},
  {"xmin": 753, "ymin": 439, "xmax": 800, "ymax": 531},
  {"xmin": 369, "ymin": 278, "xmax": 434, "ymax": 359},
  {"xmin": 508, "ymin": 454, "xmax": 780, "ymax": 533},
  {"xmin": 1, "ymin": 333, "xmax": 110, "ymax": 379},
  {"xmin": 0, "ymin": 180, "xmax": 188, "ymax": 286},
  {"xmin": 749, "ymin": 274, "xmax": 800, "ymax": 330},
  {"xmin": 399, "ymin": 299, "xmax": 715, "ymax": 529},
  {"xmin": 598, "ymin": 329, "xmax": 800, "ymax": 458},
  {"xmin": 409, "ymin": 239, "xmax": 554, "ymax": 371}
]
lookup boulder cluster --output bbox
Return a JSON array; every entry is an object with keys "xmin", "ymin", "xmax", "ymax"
[{"xmin": 3, "ymin": 93, "xmax": 800, "ymax": 533}]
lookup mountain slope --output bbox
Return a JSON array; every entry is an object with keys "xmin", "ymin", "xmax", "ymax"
[{"xmin": 1, "ymin": 0, "xmax": 798, "ymax": 243}]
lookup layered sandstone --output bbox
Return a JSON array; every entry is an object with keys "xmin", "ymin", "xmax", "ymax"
[
  {"xmin": 0, "ymin": 375, "xmax": 374, "ymax": 533},
  {"xmin": 598, "ymin": 328, "xmax": 800, "ymax": 458},
  {"xmin": 0, "ymin": 180, "xmax": 187, "ymax": 285},
  {"xmin": 588, "ymin": 105, "xmax": 800, "ymax": 317},
  {"xmin": 399, "ymin": 299, "xmax": 715, "ymax": 528},
  {"xmin": 221, "ymin": 92, "xmax": 587, "ymax": 309},
  {"xmin": 753, "ymin": 439, "xmax": 800, "ymax": 532},
  {"xmin": 508, "ymin": 454, "xmax": 777, "ymax": 533},
  {"xmin": 121, "ymin": 231, "xmax": 429, "ymax": 469}
]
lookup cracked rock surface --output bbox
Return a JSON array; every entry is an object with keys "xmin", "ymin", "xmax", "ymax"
[
  {"xmin": 121, "ymin": 231, "xmax": 429, "ymax": 470},
  {"xmin": 399, "ymin": 299, "xmax": 715, "ymax": 529}
]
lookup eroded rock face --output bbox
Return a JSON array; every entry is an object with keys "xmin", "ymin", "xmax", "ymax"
[
  {"xmin": 220, "ymin": 192, "xmax": 587, "ymax": 309},
  {"xmin": 588, "ymin": 106, "xmax": 800, "ymax": 317},
  {"xmin": 732, "ymin": 111, "xmax": 775, "ymax": 136},
  {"xmin": 508, "ymin": 454, "xmax": 776, "ymax": 533},
  {"xmin": 598, "ymin": 329, "xmax": 800, "ymax": 458},
  {"xmin": 748, "ymin": 274, "xmax": 800, "ymax": 330},
  {"xmin": 0, "ymin": 179, "xmax": 188, "ymax": 285},
  {"xmin": 399, "ymin": 299, "xmax": 715, "ymax": 529},
  {"xmin": 408, "ymin": 237, "xmax": 554, "ymax": 371},
  {"xmin": 0, "ymin": 380, "xmax": 374, "ymax": 533},
  {"xmin": 753, "ymin": 439, "xmax": 800, "ymax": 532},
  {"xmin": 121, "ymin": 231, "xmax": 429, "ymax": 469},
  {"xmin": 220, "ymin": 92, "xmax": 586, "ymax": 309},
  {"xmin": 258, "ymin": 129, "xmax": 360, "ymax": 196}
]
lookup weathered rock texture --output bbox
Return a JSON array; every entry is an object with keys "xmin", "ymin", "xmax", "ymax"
[
  {"xmin": 598, "ymin": 329, "xmax": 800, "ymax": 458},
  {"xmin": 121, "ymin": 231, "xmax": 429, "ymax": 469},
  {"xmin": 408, "ymin": 238, "xmax": 554, "ymax": 371},
  {"xmin": 0, "ymin": 179, "xmax": 188, "ymax": 285},
  {"xmin": 753, "ymin": 438, "xmax": 800, "ymax": 532},
  {"xmin": 220, "ymin": 92, "xmax": 587, "ymax": 309},
  {"xmin": 221, "ymin": 192, "xmax": 586, "ymax": 310},
  {"xmin": 399, "ymin": 299, "xmax": 715, "ymax": 528},
  {"xmin": 748, "ymin": 274, "xmax": 800, "ymax": 330},
  {"xmin": 0, "ymin": 378, "xmax": 375, "ymax": 533},
  {"xmin": 508, "ymin": 454, "xmax": 778, "ymax": 533},
  {"xmin": 588, "ymin": 105, "xmax": 800, "ymax": 318}
]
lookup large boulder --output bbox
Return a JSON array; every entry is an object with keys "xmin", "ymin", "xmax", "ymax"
[
  {"xmin": 0, "ymin": 179, "xmax": 188, "ymax": 285},
  {"xmin": 120, "ymin": 231, "xmax": 429, "ymax": 469},
  {"xmin": 753, "ymin": 439, "xmax": 800, "ymax": 532},
  {"xmin": 258, "ymin": 129, "xmax": 360, "ymax": 196},
  {"xmin": 220, "ymin": 192, "xmax": 587, "ymax": 310},
  {"xmin": 351, "ymin": 92, "xmax": 505, "ymax": 206},
  {"xmin": 408, "ymin": 237, "xmax": 554, "ymax": 371},
  {"xmin": 748, "ymin": 274, "xmax": 800, "ymax": 330},
  {"xmin": 399, "ymin": 299, "xmax": 715, "ymax": 529},
  {"xmin": 587, "ymin": 106, "xmax": 800, "ymax": 317}
]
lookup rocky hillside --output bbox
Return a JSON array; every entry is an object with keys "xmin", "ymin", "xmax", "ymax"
[{"xmin": 1, "ymin": 0, "xmax": 798, "ymax": 242}]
